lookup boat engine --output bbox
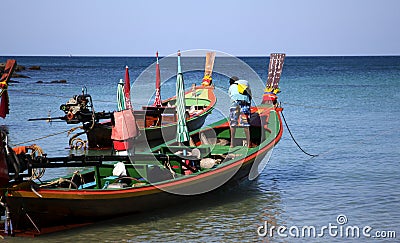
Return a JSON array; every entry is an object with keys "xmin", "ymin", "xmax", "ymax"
[
  {"xmin": 29, "ymin": 88, "xmax": 112, "ymax": 126},
  {"xmin": 60, "ymin": 92, "xmax": 95, "ymax": 124},
  {"xmin": 58, "ymin": 89, "xmax": 112, "ymax": 127}
]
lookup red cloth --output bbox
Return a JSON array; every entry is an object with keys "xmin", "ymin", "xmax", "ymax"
[
  {"xmin": 111, "ymin": 109, "xmax": 138, "ymax": 140},
  {"xmin": 0, "ymin": 59, "xmax": 16, "ymax": 119},
  {"xmin": 153, "ymin": 54, "xmax": 162, "ymax": 107},
  {"xmin": 124, "ymin": 66, "xmax": 132, "ymax": 109},
  {"xmin": 0, "ymin": 92, "xmax": 9, "ymax": 119},
  {"xmin": 12, "ymin": 146, "xmax": 27, "ymax": 155}
]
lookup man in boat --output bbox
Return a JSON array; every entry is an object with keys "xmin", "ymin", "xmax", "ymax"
[{"xmin": 228, "ymin": 76, "xmax": 252, "ymax": 148}]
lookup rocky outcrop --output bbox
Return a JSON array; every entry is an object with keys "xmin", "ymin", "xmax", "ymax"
[
  {"xmin": 1, "ymin": 62, "xmax": 29, "ymax": 77},
  {"xmin": 15, "ymin": 65, "xmax": 26, "ymax": 72},
  {"xmin": 36, "ymin": 80, "xmax": 67, "ymax": 84},
  {"xmin": 0, "ymin": 63, "xmax": 40, "ymax": 72},
  {"xmin": 50, "ymin": 80, "xmax": 67, "ymax": 84},
  {"xmin": 12, "ymin": 73, "xmax": 30, "ymax": 78},
  {"xmin": 28, "ymin": 66, "xmax": 41, "ymax": 70},
  {"xmin": 0, "ymin": 63, "xmax": 25, "ymax": 72},
  {"xmin": 1, "ymin": 62, "xmax": 67, "ymax": 84}
]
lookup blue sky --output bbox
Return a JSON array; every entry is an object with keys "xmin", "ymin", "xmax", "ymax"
[{"xmin": 2, "ymin": 0, "xmax": 399, "ymax": 56}]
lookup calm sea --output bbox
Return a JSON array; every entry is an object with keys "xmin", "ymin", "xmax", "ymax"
[{"xmin": 1, "ymin": 55, "xmax": 399, "ymax": 242}]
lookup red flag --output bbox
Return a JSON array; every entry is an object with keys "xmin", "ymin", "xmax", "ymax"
[
  {"xmin": 124, "ymin": 65, "xmax": 132, "ymax": 109},
  {"xmin": 0, "ymin": 92, "xmax": 9, "ymax": 118},
  {"xmin": 153, "ymin": 51, "xmax": 162, "ymax": 107},
  {"xmin": 0, "ymin": 59, "xmax": 17, "ymax": 119}
]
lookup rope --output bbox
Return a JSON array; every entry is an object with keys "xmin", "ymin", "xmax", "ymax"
[
  {"xmin": 12, "ymin": 90, "xmax": 140, "ymax": 105},
  {"xmin": 30, "ymin": 185, "xmax": 42, "ymax": 198},
  {"xmin": 70, "ymin": 137, "xmax": 88, "ymax": 149},
  {"xmin": 281, "ymin": 111, "xmax": 318, "ymax": 157},
  {"xmin": 12, "ymin": 90, "xmax": 113, "ymax": 103},
  {"xmin": 39, "ymin": 178, "xmax": 78, "ymax": 189},
  {"xmin": 29, "ymin": 144, "xmax": 46, "ymax": 180},
  {"xmin": 165, "ymin": 154, "xmax": 176, "ymax": 179},
  {"xmin": 11, "ymin": 128, "xmax": 76, "ymax": 147},
  {"xmin": 281, "ymin": 101, "xmax": 340, "ymax": 110},
  {"xmin": 30, "ymin": 144, "xmax": 44, "ymax": 156}
]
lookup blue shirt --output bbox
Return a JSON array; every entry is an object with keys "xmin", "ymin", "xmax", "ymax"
[{"xmin": 229, "ymin": 83, "xmax": 251, "ymax": 105}]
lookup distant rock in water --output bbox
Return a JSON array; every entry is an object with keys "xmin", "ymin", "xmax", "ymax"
[
  {"xmin": 28, "ymin": 66, "xmax": 41, "ymax": 70},
  {"xmin": 12, "ymin": 73, "xmax": 30, "ymax": 78},
  {"xmin": 1, "ymin": 62, "xmax": 29, "ymax": 78},
  {"xmin": 15, "ymin": 65, "xmax": 26, "ymax": 72},
  {"xmin": 36, "ymin": 80, "xmax": 67, "ymax": 84},
  {"xmin": 50, "ymin": 80, "xmax": 67, "ymax": 84},
  {"xmin": 0, "ymin": 63, "xmax": 25, "ymax": 72}
]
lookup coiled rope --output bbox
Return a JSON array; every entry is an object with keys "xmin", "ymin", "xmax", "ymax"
[
  {"xmin": 281, "ymin": 111, "xmax": 318, "ymax": 157},
  {"xmin": 29, "ymin": 144, "xmax": 46, "ymax": 180},
  {"xmin": 39, "ymin": 178, "xmax": 78, "ymax": 190}
]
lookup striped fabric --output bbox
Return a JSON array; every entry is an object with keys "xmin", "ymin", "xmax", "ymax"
[
  {"xmin": 175, "ymin": 53, "xmax": 189, "ymax": 143},
  {"xmin": 117, "ymin": 79, "xmax": 126, "ymax": 111}
]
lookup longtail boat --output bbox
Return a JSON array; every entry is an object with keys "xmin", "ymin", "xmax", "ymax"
[
  {"xmin": 1, "ymin": 53, "xmax": 285, "ymax": 237},
  {"xmin": 29, "ymin": 52, "xmax": 217, "ymax": 150}
]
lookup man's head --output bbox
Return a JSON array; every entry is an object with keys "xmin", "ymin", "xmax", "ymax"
[{"xmin": 229, "ymin": 76, "xmax": 239, "ymax": 85}]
